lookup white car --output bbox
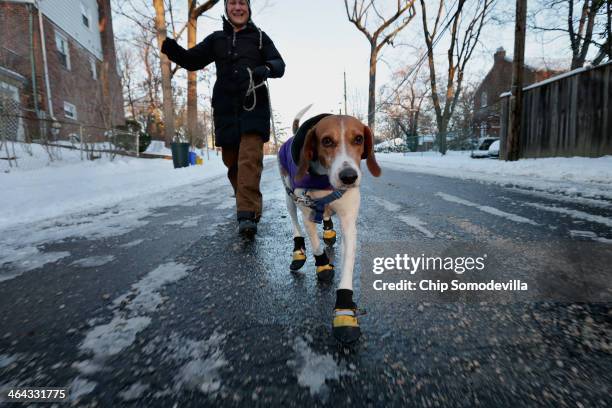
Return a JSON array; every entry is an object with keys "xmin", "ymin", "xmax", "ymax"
[
  {"xmin": 471, "ymin": 137, "xmax": 499, "ymax": 158},
  {"xmin": 488, "ymin": 140, "xmax": 500, "ymax": 158}
]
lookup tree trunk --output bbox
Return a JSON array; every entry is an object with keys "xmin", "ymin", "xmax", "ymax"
[
  {"xmin": 187, "ymin": 0, "xmax": 197, "ymax": 145},
  {"xmin": 153, "ymin": 0, "xmax": 176, "ymax": 145},
  {"xmin": 437, "ymin": 121, "xmax": 448, "ymax": 155},
  {"xmin": 367, "ymin": 45, "xmax": 378, "ymax": 130}
]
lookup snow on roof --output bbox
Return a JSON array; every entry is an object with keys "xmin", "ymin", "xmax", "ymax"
[
  {"xmin": 503, "ymin": 56, "xmax": 570, "ymax": 73},
  {"xmin": 499, "ymin": 60, "xmax": 612, "ymax": 97}
]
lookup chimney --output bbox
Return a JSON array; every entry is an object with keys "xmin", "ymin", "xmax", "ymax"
[{"xmin": 494, "ymin": 47, "xmax": 506, "ymax": 64}]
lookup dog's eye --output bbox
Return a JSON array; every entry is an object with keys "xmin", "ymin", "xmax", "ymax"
[
  {"xmin": 354, "ymin": 135, "xmax": 364, "ymax": 145},
  {"xmin": 321, "ymin": 137, "xmax": 335, "ymax": 147}
]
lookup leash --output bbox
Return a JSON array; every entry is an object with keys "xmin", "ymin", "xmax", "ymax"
[
  {"xmin": 286, "ymin": 188, "xmax": 346, "ymax": 224},
  {"xmin": 243, "ymin": 67, "xmax": 266, "ymax": 112},
  {"xmin": 243, "ymin": 68, "xmax": 279, "ymax": 150}
]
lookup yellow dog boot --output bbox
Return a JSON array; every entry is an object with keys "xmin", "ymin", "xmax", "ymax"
[
  {"xmin": 332, "ymin": 289, "xmax": 361, "ymax": 344},
  {"xmin": 323, "ymin": 218, "xmax": 336, "ymax": 247},
  {"xmin": 290, "ymin": 237, "xmax": 307, "ymax": 271},
  {"xmin": 314, "ymin": 252, "xmax": 334, "ymax": 282}
]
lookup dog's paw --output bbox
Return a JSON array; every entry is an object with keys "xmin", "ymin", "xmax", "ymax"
[
  {"xmin": 332, "ymin": 308, "xmax": 361, "ymax": 344},
  {"xmin": 290, "ymin": 249, "xmax": 306, "ymax": 271},
  {"xmin": 323, "ymin": 229, "xmax": 336, "ymax": 246},
  {"xmin": 316, "ymin": 264, "xmax": 335, "ymax": 282}
]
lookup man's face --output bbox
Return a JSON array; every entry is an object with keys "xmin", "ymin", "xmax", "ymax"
[{"xmin": 227, "ymin": 0, "xmax": 250, "ymax": 27}]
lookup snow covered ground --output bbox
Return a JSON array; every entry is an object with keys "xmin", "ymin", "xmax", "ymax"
[
  {"xmin": 377, "ymin": 152, "xmax": 612, "ymax": 200},
  {"xmin": 0, "ymin": 143, "xmax": 229, "ymax": 231},
  {"xmin": 2, "ymin": 144, "xmax": 611, "ymax": 232}
]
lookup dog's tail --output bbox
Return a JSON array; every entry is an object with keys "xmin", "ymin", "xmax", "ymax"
[{"xmin": 292, "ymin": 104, "xmax": 313, "ymax": 135}]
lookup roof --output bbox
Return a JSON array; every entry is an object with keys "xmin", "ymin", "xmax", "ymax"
[
  {"xmin": 503, "ymin": 56, "xmax": 570, "ymax": 73},
  {"xmin": 499, "ymin": 60, "xmax": 612, "ymax": 97}
]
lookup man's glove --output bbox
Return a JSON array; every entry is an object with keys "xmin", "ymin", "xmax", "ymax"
[
  {"xmin": 161, "ymin": 38, "xmax": 179, "ymax": 57},
  {"xmin": 251, "ymin": 65, "xmax": 271, "ymax": 82}
]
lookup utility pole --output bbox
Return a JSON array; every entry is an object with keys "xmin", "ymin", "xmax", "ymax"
[
  {"xmin": 343, "ymin": 71, "xmax": 348, "ymax": 115},
  {"xmin": 506, "ymin": 0, "xmax": 527, "ymax": 161}
]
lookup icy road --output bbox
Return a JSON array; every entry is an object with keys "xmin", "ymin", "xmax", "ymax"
[{"xmin": 1, "ymin": 159, "xmax": 611, "ymax": 407}]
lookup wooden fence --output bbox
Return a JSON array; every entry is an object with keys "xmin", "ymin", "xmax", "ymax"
[{"xmin": 500, "ymin": 61, "xmax": 612, "ymax": 158}]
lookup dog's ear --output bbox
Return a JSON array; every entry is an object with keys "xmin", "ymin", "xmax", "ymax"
[
  {"xmin": 296, "ymin": 127, "xmax": 318, "ymax": 180},
  {"xmin": 362, "ymin": 125, "xmax": 381, "ymax": 177}
]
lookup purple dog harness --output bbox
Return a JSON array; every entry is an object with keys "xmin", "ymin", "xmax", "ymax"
[{"xmin": 278, "ymin": 114, "xmax": 345, "ymax": 223}]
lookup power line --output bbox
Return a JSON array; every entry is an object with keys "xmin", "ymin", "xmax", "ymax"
[{"xmin": 377, "ymin": 0, "xmax": 461, "ymax": 111}]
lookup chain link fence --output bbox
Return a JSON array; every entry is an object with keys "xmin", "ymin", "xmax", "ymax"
[{"xmin": 0, "ymin": 96, "xmax": 144, "ymax": 169}]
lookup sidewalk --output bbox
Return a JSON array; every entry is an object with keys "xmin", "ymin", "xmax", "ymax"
[{"xmin": 377, "ymin": 152, "xmax": 612, "ymax": 200}]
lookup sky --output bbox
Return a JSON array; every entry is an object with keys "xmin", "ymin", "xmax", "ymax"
[{"xmin": 113, "ymin": 0, "xmax": 575, "ymax": 139}]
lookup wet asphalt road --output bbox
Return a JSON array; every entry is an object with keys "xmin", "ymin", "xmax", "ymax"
[{"xmin": 0, "ymin": 158, "xmax": 611, "ymax": 407}]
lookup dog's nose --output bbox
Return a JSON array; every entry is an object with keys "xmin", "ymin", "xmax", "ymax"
[{"xmin": 339, "ymin": 168, "xmax": 358, "ymax": 185}]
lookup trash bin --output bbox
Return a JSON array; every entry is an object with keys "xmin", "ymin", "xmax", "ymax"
[
  {"xmin": 171, "ymin": 142, "xmax": 190, "ymax": 168},
  {"xmin": 188, "ymin": 151, "xmax": 197, "ymax": 166}
]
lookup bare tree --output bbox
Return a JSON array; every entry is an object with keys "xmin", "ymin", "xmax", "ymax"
[
  {"xmin": 379, "ymin": 63, "xmax": 430, "ymax": 150},
  {"xmin": 153, "ymin": 0, "xmax": 176, "ymax": 145},
  {"xmin": 186, "ymin": 0, "xmax": 220, "ymax": 147},
  {"xmin": 118, "ymin": 46, "xmax": 137, "ymax": 119},
  {"xmin": 344, "ymin": 0, "xmax": 417, "ymax": 131},
  {"xmin": 530, "ymin": 0, "xmax": 610, "ymax": 68},
  {"xmin": 419, "ymin": 0, "xmax": 494, "ymax": 154}
]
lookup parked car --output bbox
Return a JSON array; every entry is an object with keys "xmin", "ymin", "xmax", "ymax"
[
  {"xmin": 471, "ymin": 137, "xmax": 499, "ymax": 158},
  {"xmin": 488, "ymin": 140, "xmax": 500, "ymax": 158}
]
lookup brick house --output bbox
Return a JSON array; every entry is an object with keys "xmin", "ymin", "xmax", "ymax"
[
  {"xmin": 0, "ymin": 0, "xmax": 124, "ymax": 141},
  {"xmin": 473, "ymin": 47, "xmax": 566, "ymax": 139}
]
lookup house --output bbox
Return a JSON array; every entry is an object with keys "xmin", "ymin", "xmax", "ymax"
[
  {"xmin": 473, "ymin": 47, "xmax": 566, "ymax": 139},
  {"xmin": 0, "ymin": 0, "xmax": 124, "ymax": 142}
]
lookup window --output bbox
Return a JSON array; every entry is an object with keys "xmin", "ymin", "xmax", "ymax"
[
  {"xmin": 64, "ymin": 102, "xmax": 77, "ymax": 120},
  {"xmin": 90, "ymin": 58, "xmax": 97, "ymax": 80},
  {"xmin": 480, "ymin": 91, "xmax": 487, "ymax": 107},
  {"xmin": 55, "ymin": 31, "xmax": 70, "ymax": 70},
  {"xmin": 0, "ymin": 81, "xmax": 19, "ymax": 102},
  {"xmin": 81, "ymin": 2, "xmax": 90, "ymax": 28}
]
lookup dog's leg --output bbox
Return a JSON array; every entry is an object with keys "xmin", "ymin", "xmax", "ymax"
[
  {"xmin": 301, "ymin": 209, "xmax": 335, "ymax": 282},
  {"xmin": 322, "ymin": 208, "xmax": 336, "ymax": 247},
  {"xmin": 286, "ymin": 194, "xmax": 306, "ymax": 271},
  {"xmin": 330, "ymin": 188, "xmax": 361, "ymax": 344}
]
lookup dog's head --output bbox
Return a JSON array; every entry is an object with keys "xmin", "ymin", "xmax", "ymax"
[{"xmin": 296, "ymin": 115, "xmax": 381, "ymax": 189}]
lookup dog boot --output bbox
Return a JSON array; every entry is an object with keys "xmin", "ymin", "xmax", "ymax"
[
  {"xmin": 314, "ymin": 252, "xmax": 334, "ymax": 282},
  {"xmin": 323, "ymin": 218, "xmax": 336, "ymax": 246},
  {"xmin": 332, "ymin": 289, "xmax": 361, "ymax": 344},
  {"xmin": 290, "ymin": 237, "xmax": 306, "ymax": 271}
]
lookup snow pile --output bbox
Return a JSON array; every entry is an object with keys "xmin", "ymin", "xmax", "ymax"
[
  {"xmin": 378, "ymin": 152, "xmax": 612, "ymax": 199},
  {"xmin": 0, "ymin": 143, "xmax": 227, "ymax": 230},
  {"xmin": 144, "ymin": 140, "xmax": 171, "ymax": 157}
]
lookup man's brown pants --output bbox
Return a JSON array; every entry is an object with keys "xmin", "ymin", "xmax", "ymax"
[{"xmin": 221, "ymin": 133, "xmax": 264, "ymax": 220}]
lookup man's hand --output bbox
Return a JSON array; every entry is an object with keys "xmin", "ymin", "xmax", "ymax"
[{"xmin": 251, "ymin": 65, "xmax": 271, "ymax": 82}]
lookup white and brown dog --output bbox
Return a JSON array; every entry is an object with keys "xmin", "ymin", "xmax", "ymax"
[{"xmin": 278, "ymin": 107, "xmax": 381, "ymax": 344}]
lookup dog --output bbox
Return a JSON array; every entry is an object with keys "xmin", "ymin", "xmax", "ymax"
[{"xmin": 277, "ymin": 106, "xmax": 381, "ymax": 344}]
